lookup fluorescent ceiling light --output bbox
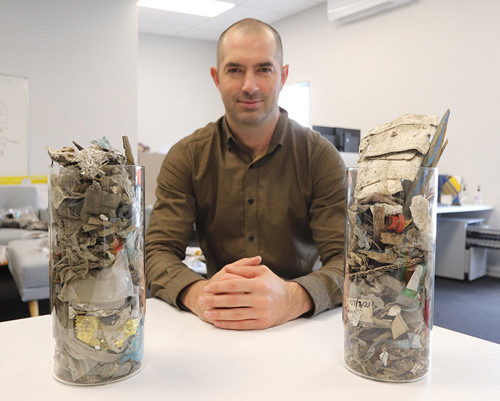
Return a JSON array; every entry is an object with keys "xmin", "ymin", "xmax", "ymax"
[{"xmin": 137, "ymin": 0, "xmax": 235, "ymax": 18}]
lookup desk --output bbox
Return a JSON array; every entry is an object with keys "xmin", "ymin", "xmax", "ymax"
[
  {"xmin": 436, "ymin": 204, "xmax": 494, "ymax": 280},
  {"xmin": 437, "ymin": 204, "xmax": 493, "ymax": 215},
  {"xmin": 0, "ymin": 298, "xmax": 499, "ymax": 399}
]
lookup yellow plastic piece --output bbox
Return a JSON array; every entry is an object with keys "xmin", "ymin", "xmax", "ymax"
[{"xmin": 75, "ymin": 315, "xmax": 139, "ymax": 350}]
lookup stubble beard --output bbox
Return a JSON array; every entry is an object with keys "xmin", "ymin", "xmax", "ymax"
[{"xmin": 225, "ymin": 95, "xmax": 278, "ymax": 128}]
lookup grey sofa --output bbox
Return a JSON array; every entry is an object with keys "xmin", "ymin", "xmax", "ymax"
[
  {"xmin": 0, "ymin": 185, "xmax": 47, "ymax": 245},
  {"xmin": 7, "ymin": 235, "xmax": 49, "ymax": 316},
  {"xmin": 1, "ymin": 185, "xmax": 50, "ymax": 316}
]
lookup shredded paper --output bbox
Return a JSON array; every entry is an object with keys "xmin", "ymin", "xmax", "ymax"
[
  {"xmin": 48, "ymin": 137, "xmax": 145, "ymax": 385},
  {"xmin": 344, "ymin": 112, "xmax": 449, "ymax": 382}
]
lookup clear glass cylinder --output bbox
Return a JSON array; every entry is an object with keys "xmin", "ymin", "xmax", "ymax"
[
  {"xmin": 343, "ymin": 167, "xmax": 437, "ymax": 382},
  {"xmin": 49, "ymin": 165, "xmax": 145, "ymax": 385}
]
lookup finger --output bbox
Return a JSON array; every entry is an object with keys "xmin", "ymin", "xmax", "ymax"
[
  {"xmin": 224, "ymin": 264, "xmax": 266, "ymax": 278},
  {"xmin": 225, "ymin": 256, "xmax": 262, "ymax": 269},
  {"xmin": 213, "ymin": 319, "xmax": 270, "ymax": 331},
  {"xmin": 204, "ymin": 307, "xmax": 255, "ymax": 322},
  {"xmin": 199, "ymin": 291, "xmax": 252, "ymax": 308},
  {"xmin": 211, "ymin": 271, "xmax": 244, "ymax": 283},
  {"xmin": 204, "ymin": 278, "xmax": 253, "ymax": 294}
]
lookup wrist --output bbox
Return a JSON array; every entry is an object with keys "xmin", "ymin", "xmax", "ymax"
[
  {"xmin": 287, "ymin": 282, "xmax": 313, "ymax": 320},
  {"xmin": 179, "ymin": 280, "xmax": 206, "ymax": 313}
]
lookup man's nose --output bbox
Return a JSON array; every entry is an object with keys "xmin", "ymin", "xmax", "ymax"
[{"xmin": 241, "ymin": 71, "xmax": 258, "ymax": 94}]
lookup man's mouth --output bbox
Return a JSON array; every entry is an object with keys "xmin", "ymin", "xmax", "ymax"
[{"xmin": 238, "ymin": 99, "xmax": 262, "ymax": 108}]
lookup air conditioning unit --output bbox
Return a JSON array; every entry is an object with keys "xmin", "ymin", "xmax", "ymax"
[{"xmin": 327, "ymin": 0, "xmax": 414, "ymax": 24}]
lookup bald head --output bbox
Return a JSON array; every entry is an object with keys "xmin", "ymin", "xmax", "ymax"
[{"xmin": 217, "ymin": 18, "xmax": 284, "ymax": 67}]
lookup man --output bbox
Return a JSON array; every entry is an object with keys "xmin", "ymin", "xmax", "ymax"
[{"xmin": 145, "ymin": 18, "xmax": 346, "ymax": 330}]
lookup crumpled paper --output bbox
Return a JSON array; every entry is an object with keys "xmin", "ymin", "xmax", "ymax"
[{"xmin": 355, "ymin": 114, "xmax": 438, "ymax": 200}]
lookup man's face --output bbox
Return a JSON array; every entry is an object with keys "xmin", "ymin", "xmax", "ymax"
[{"xmin": 211, "ymin": 29, "xmax": 288, "ymax": 129}]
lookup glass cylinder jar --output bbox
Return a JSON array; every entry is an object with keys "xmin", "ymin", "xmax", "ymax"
[
  {"xmin": 343, "ymin": 167, "xmax": 437, "ymax": 382},
  {"xmin": 49, "ymin": 165, "xmax": 145, "ymax": 385}
]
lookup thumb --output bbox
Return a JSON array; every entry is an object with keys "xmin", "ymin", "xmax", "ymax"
[
  {"xmin": 246, "ymin": 255, "xmax": 262, "ymax": 265},
  {"xmin": 223, "ymin": 256, "xmax": 263, "ymax": 277},
  {"xmin": 229, "ymin": 256, "xmax": 262, "ymax": 268}
]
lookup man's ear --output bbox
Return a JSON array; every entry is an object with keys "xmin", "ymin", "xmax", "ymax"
[
  {"xmin": 210, "ymin": 66, "xmax": 221, "ymax": 91},
  {"xmin": 280, "ymin": 64, "xmax": 289, "ymax": 89}
]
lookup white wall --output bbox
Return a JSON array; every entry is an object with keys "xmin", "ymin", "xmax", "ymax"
[
  {"xmin": 272, "ymin": 0, "xmax": 500, "ymax": 273},
  {"xmin": 138, "ymin": 34, "xmax": 224, "ymax": 153},
  {"xmin": 137, "ymin": 0, "xmax": 500, "ymax": 273},
  {"xmin": 0, "ymin": 0, "xmax": 138, "ymax": 176}
]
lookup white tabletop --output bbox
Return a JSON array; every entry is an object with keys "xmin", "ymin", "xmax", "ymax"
[{"xmin": 1, "ymin": 298, "xmax": 499, "ymax": 399}]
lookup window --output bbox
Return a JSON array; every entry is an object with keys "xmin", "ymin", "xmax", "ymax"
[{"xmin": 279, "ymin": 81, "xmax": 309, "ymax": 127}]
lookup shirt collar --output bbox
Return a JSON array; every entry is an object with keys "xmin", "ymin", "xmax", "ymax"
[
  {"xmin": 271, "ymin": 107, "xmax": 288, "ymax": 149},
  {"xmin": 222, "ymin": 117, "xmax": 235, "ymax": 149}
]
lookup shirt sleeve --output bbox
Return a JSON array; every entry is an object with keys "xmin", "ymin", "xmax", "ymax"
[
  {"xmin": 145, "ymin": 141, "xmax": 205, "ymax": 309},
  {"xmin": 292, "ymin": 139, "xmax": 346, "ymax": 316}
]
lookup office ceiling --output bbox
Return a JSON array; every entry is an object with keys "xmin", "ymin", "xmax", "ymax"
[{"xmin": 138, "ymin": 0, "xmax": 326, "ymax": 41}]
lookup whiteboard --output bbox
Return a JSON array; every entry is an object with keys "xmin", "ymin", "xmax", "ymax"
[{"xmin": 0, "ymin": 74, "xmax": 29, "ymax": 176}]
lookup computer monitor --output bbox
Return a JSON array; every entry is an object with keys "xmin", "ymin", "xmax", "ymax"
[{"xmin": 312, "ymin": 125, "xmax": 360, "ymax": 152}]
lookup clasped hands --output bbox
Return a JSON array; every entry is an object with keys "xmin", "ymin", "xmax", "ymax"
[{"xmin": 180, "ymin": 256, "xmax": 312, "ymax": 330}]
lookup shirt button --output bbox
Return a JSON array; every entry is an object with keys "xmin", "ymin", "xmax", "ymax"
[
  {"xmin": 248, "ymin": 198, "xmax": 254, "ymax": 205},
  {"xmin": 248, "ymin": 235, "xmax": 254, "ymax": 242}
]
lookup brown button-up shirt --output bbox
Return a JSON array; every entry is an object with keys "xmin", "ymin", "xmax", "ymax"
[{"xmin": 145, "ymin": 109, "xmax": 346, "ymax": 316}]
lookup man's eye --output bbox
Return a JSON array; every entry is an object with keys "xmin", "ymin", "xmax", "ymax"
[
  {"xmin": 227, "ymin": 68, "xmax": 240, "ymax": 73},
  {"xmin": 259, "ymin": 67, "xmax": 272, "ymax": 73}
]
